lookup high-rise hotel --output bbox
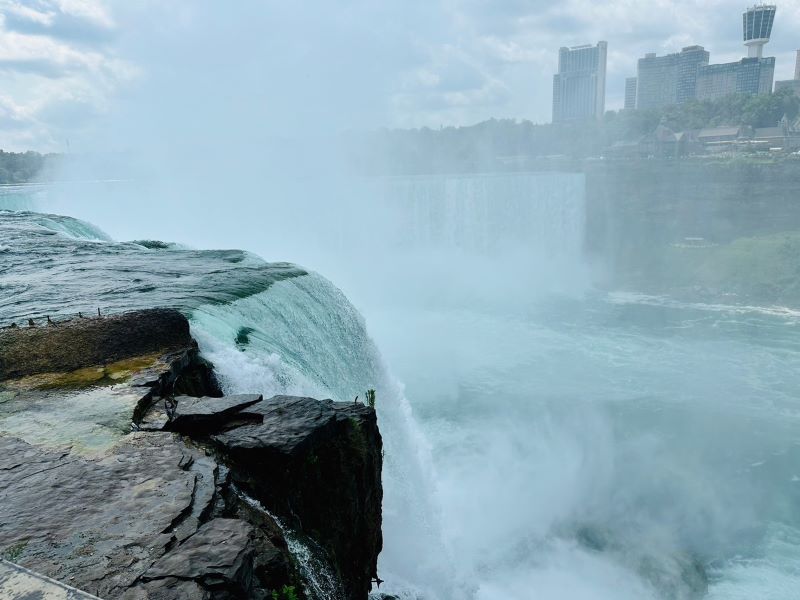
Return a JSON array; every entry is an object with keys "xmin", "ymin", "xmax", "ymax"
[
  {"xmin": 552, "ymin": 41, "xmax": 607, "ymax": 122},
  {"xmin": 696, "ymin": 4, "xmax": 776, "ymax": 100},
  {"xmin": 625, "ymin": 4, "xmax": 776, "ymax": 110},
  {"xmin": 635, "ymin": 46, "xmax": 710, "ymax": 110}
]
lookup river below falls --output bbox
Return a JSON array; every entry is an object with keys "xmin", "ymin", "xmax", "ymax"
[
  {"xmin": 3, "ymin": 178, "xmax": 800, "ymax": 599},
  {"xmin": 360, "ymin": 290, "xmax": 800, "ymax": 599}
]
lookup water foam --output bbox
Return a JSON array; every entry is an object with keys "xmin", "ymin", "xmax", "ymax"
[{"xmin": 189, "ymin": 273, "xmax": 459, "ymax": 598}]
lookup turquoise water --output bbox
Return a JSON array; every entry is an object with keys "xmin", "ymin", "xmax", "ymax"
[
  {"xmin": 363, "ymin": 293, "xmax": 800, "ymax": 599},
  {"xmin": 2, "ymin": 178, "xmax": 800, "ymax": 599}
]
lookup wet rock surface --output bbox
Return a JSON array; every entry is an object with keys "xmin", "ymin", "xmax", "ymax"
[
  {"xmin": 0, "ymin": 309, "xmax": 192, "ymax": 380},
  {"xmin": 0, "ymin": 309, "xmax": 384, "ymax": 600},
  {"xmin": 213, "ymin": 397, "xmax": 384, "ymax": 600},
  {"xmin": 140, "ymin": 519, "xmax": 256, "ymax": 591},
  {"xmin": 0, "ymin": 432, "xmax": 214, "ymax": 598},
  {"xmin": 167, "ymin": 394, "xmax": 264, "ymax": 435}
]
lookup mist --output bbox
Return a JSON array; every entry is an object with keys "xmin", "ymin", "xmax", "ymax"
[{"xmin": 3, "ymin": 1, "xmax": 800, "ymax": 599}]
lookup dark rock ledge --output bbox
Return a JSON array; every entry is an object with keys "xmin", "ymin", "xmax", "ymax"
[{"xmin": 0, "ymin": 309, "xmax": 383, "ymax": 600}]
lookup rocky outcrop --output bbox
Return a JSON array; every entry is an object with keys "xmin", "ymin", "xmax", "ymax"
[
  {"xmin": 0, "ymin": 309, "xmax": 384, "ymax": 600},
  {"xmin": 138, "ymin": 393, "xmax": 384, "ymax": 599},
  {"xmin": 0, "ymin": 309, "xmax": 192, "ymax": 380},
  {"xmin": 212, "ymin": 397, "xmax": 383, "ymax": 600}
]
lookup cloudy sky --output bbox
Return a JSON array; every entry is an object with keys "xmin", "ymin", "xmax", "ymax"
[{"xmin": 1, "ymin": 0, "xmax": 800, "ymax": 152}]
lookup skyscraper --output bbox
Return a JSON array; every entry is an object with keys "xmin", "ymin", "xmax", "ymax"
[
  {"xmin": 743, "ymin": 4, "xmax": 776, "ymax": 58},
  {"xmin": 636, "ymin": 46, "xmax": 709, "ymax": 110},
  {"xmin": 552, "ymin": 41, "xmax": 607, "ymax": 123},
  {"xmin": 624, "ymin": 77, "xmax": 637, "ymax": 110}
]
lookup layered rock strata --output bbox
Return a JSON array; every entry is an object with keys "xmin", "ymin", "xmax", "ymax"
[{"xmin": 0, "ymin": 310, "xmax": 383, "ymax": 600}]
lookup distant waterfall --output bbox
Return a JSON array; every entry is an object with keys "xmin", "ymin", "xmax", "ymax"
[{"xmin": 381, "ymin": 172, "xmax": 586, "ymax": 260}]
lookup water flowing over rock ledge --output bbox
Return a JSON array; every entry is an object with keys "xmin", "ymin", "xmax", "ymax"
[{"xmin": 0, "ymin": 309, "xmax": 383, "ymax": 600}]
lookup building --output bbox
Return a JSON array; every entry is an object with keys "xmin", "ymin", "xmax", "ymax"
[
  {"xmin": 743, "ymin": 4, "xmax": 776, "ymax": 58},
  {"xmin": 775, "ymin": 50, "xmax": 800, "ymax": 97},
  {"xmin": 624, "ymin": 77, "xmax": 637, "ymax": 110},
  {"xmin": 795, "ymin": 49, "xmax": 800, "ymax": 79},
  {"xmin": 693, "ymin": 5, "xmax": 776, "ymax": 100},
  {"xmin": 552, "ymin": 41, "xmax": 607, "ymax": 122},
  {"xmin": 698, "ymin": 126, "xmax": 747, "ymax": 146},
  {"xmin": 636, "ymin": 46, "xmax": 709, "ymax": 109},
  {"xmin": 696, "ymin": 57, "xmax": 775, "ymax": 100}
]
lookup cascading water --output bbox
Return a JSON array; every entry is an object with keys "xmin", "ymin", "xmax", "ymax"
[
  {"xmin": 188, "ymin": 273, "xmax": 460, "ymax": 599},
  {"xmin": 234, "ymin": 485, "xmax": 345, "ymax": 600},
  {"xmin": 0, "ymin": 204, "xmax": 458, "ymax": 598},
  {"xmin": 3, "ymin": 172, "xmax": 800, "ymax": 600},
  {"xmin": 381, "ymin": 172, "xmax": 585, "ymax": 258}
]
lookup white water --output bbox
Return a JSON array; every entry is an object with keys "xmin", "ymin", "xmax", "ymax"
[
  {"xmin": 12, "ymin": 172, "xmax": 800, "ymax": 599},
  {"xmin": 234, "ymin": 485, "xmax": 344, "ymax": 600},
  {"xmin": 185, "ymin": 172, "xmax": 800, "ymax": 600},
  {"xmin": 189, "ymin": 273, "xmax": 458, "ymax": 599}
]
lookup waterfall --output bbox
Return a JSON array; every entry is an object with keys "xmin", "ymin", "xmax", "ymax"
[
  {"xmin": 233, "ymin": 485, "xmax": 344, "ymax": 600},
  {"xmin": 381, "ymin": 172, "xmax": 586, "ymax": 259},
  {"xmin": 190, "ymin": 273, "xmax": 459, "ymax": 599}
]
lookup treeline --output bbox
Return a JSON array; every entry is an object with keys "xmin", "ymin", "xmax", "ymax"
[
  {"xmin": 608, "ymin": 87, "xmax": 800, "ymax": 137},
  {"xmin": 0, "ymin": 150, "xmax": 59, "ymax": 184},
  {"xmin": 352, "ymin": 89, "xmax": 800, "ymax": 174}
]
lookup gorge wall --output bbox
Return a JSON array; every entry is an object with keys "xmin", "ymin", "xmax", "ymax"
[{"xmin": 583, "ymin": 159, "xmax": 800, "ymax": 304}]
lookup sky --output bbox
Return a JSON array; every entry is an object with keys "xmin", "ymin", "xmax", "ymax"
[{"xmin": 1, "ymin": 0, "xmax": 800, "ymax": 152}]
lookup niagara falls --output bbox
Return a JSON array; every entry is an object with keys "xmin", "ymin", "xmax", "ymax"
[{"xmin": 2, "ymin": 2, "xmax": 800, "ymax": 600}]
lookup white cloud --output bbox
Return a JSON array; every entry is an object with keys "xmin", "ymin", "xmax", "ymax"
[
  {"xmin": 1, "ymin": 1, "xmax": 800, "ymax": 150},
  {"xmin": 0, "ymin": 0, "xmax": 135, "ymax": 150},
  {"xmin": 51, "ymin": 0, "xmax": 113, "ymax": 29}
]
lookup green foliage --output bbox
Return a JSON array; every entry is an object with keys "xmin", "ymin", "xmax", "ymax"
[
  {"xmin": 271, "ymin": 585, "xmax": 299, "ymax": 600},
  {"xmin": 365, "ymin": 388, "xmax": 376, "ymax": 409},
  {"xmin": 352, "ymin": 89, "xmax": 800, "ymax": 174},
  {"xmin": 0, "ymin": 150, "xmax": 58, "ymax": 184},
  {"xmin": 607, "ymin": 88, "xmax": 800, "ymax": 133},
  {"xmin": 658, "ymin": 231, "xmax": 800, "ymax": 304}
]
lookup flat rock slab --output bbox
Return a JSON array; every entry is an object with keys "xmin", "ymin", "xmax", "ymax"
[
  {"xmin": 143, "ymin": 519, "xmax": 255, "ymax": 586},
  {"xmin": 167, "ymin": 394, "xmax": 263, "ymax": 435},
  {"xmin": 0, "ymin": 309, "xmax": 191, "ymax": 381},
  {"xmin": 0, "ymin": 432, "xmax": 217, "ymax": 599},
  {"xmin": 213, "ymin": 395, "xmax": 366, "ymax": 456},
  {"xmin": 0, "ymin": 559, "xmax": 101, "ymax": 599}
]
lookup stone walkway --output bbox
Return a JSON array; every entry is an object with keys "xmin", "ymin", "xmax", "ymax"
[{"xmin": 0, "ymin": 559, "xmax": 101, "ymax": 599}]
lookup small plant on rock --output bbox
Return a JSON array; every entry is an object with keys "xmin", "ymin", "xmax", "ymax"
[
  {"xmin": 271, "ymin": 585, "xmax": 299, "ymax": 600},
  {"xmin": 365, "ymin": 388, "xmax": 376, "ymax": 409}
]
